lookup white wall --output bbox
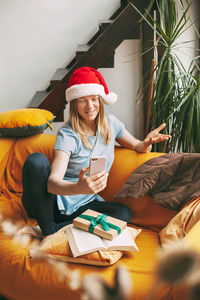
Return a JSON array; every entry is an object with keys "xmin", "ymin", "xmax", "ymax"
[
  {"xmin": 101, "ymin": 40, "xmax": 144, "ymax": 139},
  {"xmin": 174, "ymin": 0, "xmax": 199, "ymax": 70},
  {"xmin": 0, "ymin": 0, "xmax": 199, "ymax": 139}
]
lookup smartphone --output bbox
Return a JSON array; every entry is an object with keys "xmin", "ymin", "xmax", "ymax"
[{"xmin": 88, "ymin": 156, "xmax": 107, "ymax": 176}]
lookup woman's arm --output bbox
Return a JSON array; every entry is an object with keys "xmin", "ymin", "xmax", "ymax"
[
  {"xmin": 116, "ymin": 123, "xmax": 171, "ymax": 153},
  {"xmin": 47, "ymin": 150, "xmax": 108, "ymax": 195}
]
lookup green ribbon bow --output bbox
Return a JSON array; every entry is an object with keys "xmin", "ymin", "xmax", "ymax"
[{"xmin": 79, "ymin": 213, "xmax": 121, "ymax": 235}]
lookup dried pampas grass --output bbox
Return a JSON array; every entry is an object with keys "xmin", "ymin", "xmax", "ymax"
[
  {"xmin": 83, "ymin": 265, "xmax": 132, "ymax": 300},
  {"xmin": 147, "ymin": 240, "xmax": 200, "ymax": 300},
  {"xmin": 156, "ymin": 241, "xmax": 200, "ymax": 285}
]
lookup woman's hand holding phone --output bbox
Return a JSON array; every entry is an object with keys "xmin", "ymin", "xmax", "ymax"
[
  {"xmin": 76, "ymin": 156, "xmax": 108, "ymax": 194},
  {"xmin": 89, "ymin": 156, "xmax": 107, "ymax": 176}
]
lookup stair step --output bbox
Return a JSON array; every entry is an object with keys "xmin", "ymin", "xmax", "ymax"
[
  {"xmin": 50, "ymin": 68, "xmax": 69, "ymax": 88},
  {"xmin": 29, "ymin": 91, "xmax": 49, "ymax": 108},
  {"xmin": 76, "ymin": 44, "xmax": 90, "ymax": 56},
  {"xmin": 76, "ymin": 44, "xmax": 90, "ymax": 61},
  {"xmin": 99, "ymin": 20, "xmax": 113, "ymax": 32},
  {"xmin": 110, "ymin": 0, "xmax": 128, "ymax": 20},
  {"xmin": 88, "ymin": 20, "xmax": 113, "ymax": 45}
]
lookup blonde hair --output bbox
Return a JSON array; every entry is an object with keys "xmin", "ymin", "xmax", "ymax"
[{"xmin": 68, "ymin": 97, "xmax": 111, "ymax": 149}]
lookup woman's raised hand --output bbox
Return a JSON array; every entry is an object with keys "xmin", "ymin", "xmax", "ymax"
[{"xmin": 142, "ymin": 123, "xmax": 171, "ymax": 152}]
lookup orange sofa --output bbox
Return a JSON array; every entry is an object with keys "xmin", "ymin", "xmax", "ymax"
[{"xmin": 0, "ymin": 133, "xmax": 197, "ymax": 300}]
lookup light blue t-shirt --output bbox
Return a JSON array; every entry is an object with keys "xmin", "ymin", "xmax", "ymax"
[{"xmin": 54, "ymin": 114, "xmax": 125, "ymax": 215}]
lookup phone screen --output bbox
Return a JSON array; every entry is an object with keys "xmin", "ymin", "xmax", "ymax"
[{"xmin": 89, "ymin": 156, "xmax": 107, "ymax": 176}]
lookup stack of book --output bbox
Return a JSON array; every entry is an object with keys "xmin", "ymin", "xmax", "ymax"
[{"xmin": 65, "ymin": 209, "xmax": 141, "ymax": 257}]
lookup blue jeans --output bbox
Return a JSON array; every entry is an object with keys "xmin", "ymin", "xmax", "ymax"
[{"xmin": 22, "ymin": 153, "xmax": 131, "ymax": 236}]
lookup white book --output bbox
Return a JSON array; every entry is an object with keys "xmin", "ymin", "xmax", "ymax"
[{"xmin": 66, "ymin": 224, "xmax": 140, "ymax": 257}]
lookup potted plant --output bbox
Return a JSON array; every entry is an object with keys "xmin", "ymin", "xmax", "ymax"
[{"xmin": 131, "ymin": 0, "xmax": 200, "ymax": 152}]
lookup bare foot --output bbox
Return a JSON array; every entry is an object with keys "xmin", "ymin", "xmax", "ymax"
[{"xmin": 17, "ymin": 225, "xmax": 43, "ymax": 239}]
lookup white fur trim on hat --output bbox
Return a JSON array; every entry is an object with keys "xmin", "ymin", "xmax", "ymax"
[{"xmin": 65, "ymin": 83, "xmax": 117, "ymax": 105}]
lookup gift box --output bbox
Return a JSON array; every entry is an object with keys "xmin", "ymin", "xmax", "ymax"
[{"xmin": 73, "ymin": 209, "xmax": 127, "ymax": 240}]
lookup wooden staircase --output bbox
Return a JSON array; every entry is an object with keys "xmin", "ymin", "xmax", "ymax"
[{"xmin": 29, "ymin": 0, "xmax": 149, "ymax": 121}]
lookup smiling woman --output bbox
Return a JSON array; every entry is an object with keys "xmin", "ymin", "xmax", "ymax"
[{"xmin": 20, "ymin": 66, "xmax": 169, "ymax": 238}]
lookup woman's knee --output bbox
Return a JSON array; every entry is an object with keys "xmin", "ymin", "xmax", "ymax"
[
  {"xmin": 100, "ymin": 201, "xmax": 132, "ymax": 223},
  {"xmin": 23, "ymin": 152, "xmax": 50, "ymax": 177},
  {"xmin": 117, "ymin": 203, "xmax": 132, "ymax": 223}
]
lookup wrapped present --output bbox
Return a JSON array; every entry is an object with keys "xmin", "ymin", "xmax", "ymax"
[{"xmin": 73, "ymin": 209, "xmax": 127, "ymax": 240}]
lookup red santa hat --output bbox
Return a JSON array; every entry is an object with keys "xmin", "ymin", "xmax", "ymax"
[{"xmin": 65, "ymin": 66, "xmax": 117, "ymax": 105}]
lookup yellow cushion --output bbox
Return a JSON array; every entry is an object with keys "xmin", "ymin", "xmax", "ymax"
[
  {"xmin": 37, "ymin": 226, "xmax": 123, "ymax": 266},
  {"xmin": 0, "ymin": 108, "xmax": 55, "ymax": 137}
]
